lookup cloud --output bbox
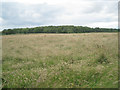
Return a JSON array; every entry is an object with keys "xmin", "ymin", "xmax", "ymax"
[
  {"xmin": 0, "ymin": 0, "xmax": 118, "ymax": 30},
  {"xmin": 54, "ymin": 1, "xmax": 118, "ymax": 28},
  {"xmin": 1, "ymin": 2, "xmax": 63, "ymax": 26},
  {"xmin": 88, "ymin": 21, "xmax": 117, "ymax": 28}
]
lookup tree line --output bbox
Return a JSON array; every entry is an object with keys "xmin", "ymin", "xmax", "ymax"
[{"xmin": 2, "ymin": 25, "xmax": 118, "ymax": 35}]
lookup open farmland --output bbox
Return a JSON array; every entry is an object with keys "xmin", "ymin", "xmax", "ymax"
[{"xmin": 2, "ymin": 33, "xmax": 118, "ymax": 88}]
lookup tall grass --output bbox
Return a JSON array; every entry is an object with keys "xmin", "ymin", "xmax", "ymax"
[{"xmin": 2, "ymin": 33, "xmax": 118, "ymax": 88}]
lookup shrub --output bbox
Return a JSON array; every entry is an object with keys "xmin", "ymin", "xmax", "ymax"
[{"xmin": 97, "ymin": 54, "xmax": 109, "ymax": 64}]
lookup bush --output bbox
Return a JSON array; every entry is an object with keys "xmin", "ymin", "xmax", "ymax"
[{"xmin": 97, "ymin": 54, "xmax": 109, "ymax": 64}]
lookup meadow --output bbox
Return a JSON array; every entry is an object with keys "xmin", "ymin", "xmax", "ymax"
[{"xmin": 2, "ymin": 33, "xmax": 118, "ymax": 88}]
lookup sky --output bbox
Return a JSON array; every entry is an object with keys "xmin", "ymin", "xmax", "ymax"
[{"xmin": 0, "ymin": 0, "xmax": 119, "ymax": 30}]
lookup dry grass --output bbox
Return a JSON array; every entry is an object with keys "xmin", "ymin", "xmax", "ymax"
[{"xmin": 2, "ymin": 33, "xmax": 118, "ymax": 88}]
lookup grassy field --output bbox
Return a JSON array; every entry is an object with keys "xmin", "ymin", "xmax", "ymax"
[{"xmin": 2, "ymin": 33, "xmax": 118, "ymax": 88}]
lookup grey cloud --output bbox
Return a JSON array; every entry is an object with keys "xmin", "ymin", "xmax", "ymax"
[
  {"xmin": 1, "ymin": 2, "xmax": 64, "ymax": 29},
  {"xmin": 84, "ymin": 1, "xmax": 118, "ymax": 15},
  {"xmin": 83, "ymin": 2, "xmax": 104, "ymax": 13},
  {"xmin": 0, "ymin": 1, "xmax": 118, "ymax": 30}
]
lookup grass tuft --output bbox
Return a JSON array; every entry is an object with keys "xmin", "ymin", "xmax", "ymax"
[{"xmin": 97, "ymin": 53, "xmax": 109, "ymax": 64}]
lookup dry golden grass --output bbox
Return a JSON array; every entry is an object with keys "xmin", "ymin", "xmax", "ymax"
[{"xmin": 2, "ymin": 33, "xmax": 118, "ymax": 88}]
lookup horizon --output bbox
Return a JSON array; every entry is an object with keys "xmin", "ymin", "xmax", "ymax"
[{"xmin": 1, "ymin": 25, "xmax": 118, "ymax": 31}]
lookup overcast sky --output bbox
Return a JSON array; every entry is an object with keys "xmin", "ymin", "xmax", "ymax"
[{"xmin": 0, "ymin": 0, "xmax": 118, "ymax": 30}]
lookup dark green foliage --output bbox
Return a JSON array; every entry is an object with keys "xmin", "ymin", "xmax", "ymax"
[
  {"xmin": 97, "ymin": 54, "xmax": 109, "ymax": 64},
  {"xmin": 2, "ymin": 25, "xmax": 118, "ymax": 35}
]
